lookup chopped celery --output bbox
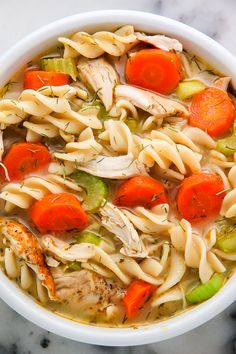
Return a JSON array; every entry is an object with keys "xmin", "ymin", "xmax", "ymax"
[
  {"xmin": 87, "ymin": 100, "xmax": 110, "ymax": 121},
  {"xmin": 216, "ymin": 133, "xmax": 236, "ymax": 156},
  {"xmin": 175, "ymin": 80, "xmax": 206, "ymax": 100},
  {"xmin": 217, "ymin": 231, "xmax": 236, "ymax": 253},
  {"xmin": 71, "ymin": 171, "xmax": 108, "ymax": 212},
  {"xmin": 68, "ymin": 262, "xmax": 81, "ymax": 271},
  {"xmin": 186, "ymin": 273, "xmax": 225, "ymax": 304},
  {"xmin": 76, "ymin": 231, "xmax": 101, "ymax": 245},
  {"xmin": 92, "ymin": 100, "xmax": 110, "ymax": 121},
  {"xmin": 40, "ymin": 58, "xmax": 78, "ymax": 81},
  {"xmin": 126, "ymin": 118, "xmax": 138, "ymax": 132}
]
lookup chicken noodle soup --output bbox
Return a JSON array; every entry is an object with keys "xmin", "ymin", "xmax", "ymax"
[{"xmin": 0, "ymin": 25, "xmax": 235, "ymax": 326}]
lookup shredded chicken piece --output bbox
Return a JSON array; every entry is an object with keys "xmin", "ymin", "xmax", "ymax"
[
  {"xmin": 136, "ymin": 33, "xmax": 183, "ymax": 52},
  {"xmin": 51, "ymin": 267, "xmax": 125, "ymax": 305},
  {"xmin": 115, "ymin": 85, "xmax": 189, "ymax": 117},
  {"xmin": 100, "ymin": 202, "xmax": 148, "ymax": 257},
  {"xmin": 76, "ymin": 153, "xmax": 148, "ymax": 179},
  {"xmin": 77, "ymin": 57, "xmax": 119, "ymax": 111},
  {"xmin": 0, "ymin": 218, "xmax": 56, "ymax": 300}
]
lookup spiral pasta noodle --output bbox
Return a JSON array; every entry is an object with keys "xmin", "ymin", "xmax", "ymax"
[
  {"xmin": 138, "ymin": 137, "xmax": 202, "ymax": 175},
  {"xmin": 152, "ymin": 286, "xmax": 184, "ymax": 308},
  {"xmin": 155, "ymin": 248, "xmax": 186, "ymax": 295},
  {"xmin": 3, "ymin": 248, "xmax": 49, "ymax": 303},
  {"xmin": 140, "ymin": 115, "xmax": 163, "ymax": 131},
  {"xmin": 109, "ymin": 99, "xmax": 138, "ymax": 121},
  {"xmin": 0, "ymin": 174, "xmax": 81, "ymax": 212},
  {"xmin": 208, "ymin": 150, "xmax": 235, "ymax": 169},
  {"xmin": 153, "ymin": 126, "xmax": 216, "ymax": 151},
  {"xmin": 116, "ymin": 255, "xmax": 163, "ymax": 285},
  {"xmin": 151, "ymin": 128, "xmax": 199, "ymax": 152},
  {"xmin": 59, "ymin": 25, "xmax": 137, "ymax": 59},
  {"xmin": 140, "ymin": 116, "xmax": 187, "ymax": 132},
  {"xmin": 221, "ymin": 165, "xmax": 236, "ymax": 217},
  {"xmin": 54, "ymin": 127, "xmax": 103, "ymax": 163},
  {"xmin": 169, "ymin": 219, "xmax": 225, "ymax": 283},
  {"xmin": 0, "ymin": 85, "xmax": 102, "ymax": 138},
  {"xmin": 99, "ymin": 120, "xmax": 141, "ymax": 158},
  {"xmin": 122, "ymin": 204, "xmax": 171, "ymax": 234},
  {"xmin": 99, "ymin": 122, "xmax": 202, "ymax": 175}
]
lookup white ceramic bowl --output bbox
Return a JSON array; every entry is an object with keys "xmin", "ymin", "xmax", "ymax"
[{"xmin": 0, "ymin": 9, "xmax": 236, "ymax": 347}]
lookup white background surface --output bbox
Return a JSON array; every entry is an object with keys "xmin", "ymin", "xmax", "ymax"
[{"xmin": 0, "ymin": 1, "xmax": 236, "ymax": 353}]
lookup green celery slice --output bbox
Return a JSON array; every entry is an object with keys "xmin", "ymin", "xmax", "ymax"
[
  {"xmin": 76, "ymin": 231, "xmax": 101, "ymax": 245},
  {"xmin": 91, "ymin": 100, "xmax": 110, "ymax": 121},
  {"xmin": 125, "ymin": 118, "xmax": 138, "ymax": 132},
  {"xmin": 68, "ymin": 262, "xmax": 81, "ymax": 271},
  {"xmin": 217, "ymin": 231, "xmax": 236, "ymax": 252},
  {"xmin": 216, "ymin": 134, "xmax": 236, "ymax": 156},
  {"xmin": 186, "ymin": 273, "xmax": 225, "ymax": 304},
  {"xmin": 40, "ymin": 58, "xmax": 78, "ymax": 81},
  {"xmin": 71, "ymin": 171, "xmax": 108, "ymax": 212},
  {"xmin": 176, "ymin": 80, "xmax": 206, "ymax": 100}
]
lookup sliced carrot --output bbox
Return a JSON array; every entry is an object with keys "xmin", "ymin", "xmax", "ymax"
[
  {"xmin": 177, "ymin": 172, "xmax": 226, "ymax": 222},
  {"xmin": 125, "ymin": 48, "xmax": 182, "ymax": 95},
  {"xmin": 30, "ymin": 193, "xmax": 88, "ymax": 233},
  {"xmin": 123, "ymin": 280, "xmax": 156, "ymax": 318},
  {"xmin": 189, "ymin": 88, "xmax": 235, "ymax": 137},
  {"xmin": 1, "ymin": 142, "xmax": 51, "ymax": 181},
  {"xmin": 114, "ymin": 176, "xmax": 168, "ymax": 208},
  {"xmin": 23, "ymin": 70, "xmax": 70, "ymax": 90}
]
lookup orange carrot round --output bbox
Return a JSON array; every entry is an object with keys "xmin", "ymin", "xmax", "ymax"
[
  {"xmin": 30, "ymin": 193, "xmax": 88, "ymax": 233},
  {"xmin": 1, "ymin": 142, "xmax": 51, "ymax": 181},
  {"xmin": 123, "ymin": 280, "xmax": 156, "ymax": 318},
  {"xmin": 189, "ymin": 88, "xmax": 235, "ymax": 137},
  {"xmin": 125, "ymin": 48, "xmax": 182, "ymax": 95},
  {"xmin": 114, "ymin": 176, "xmax": 168, "ymax": 208},
  {"xmin": 24, "ymin": 70, "xmax": 70, "ymax": 90},
  {"xmin": 177, "ymin": 172, "xmax": 226, "ymax": 222}
]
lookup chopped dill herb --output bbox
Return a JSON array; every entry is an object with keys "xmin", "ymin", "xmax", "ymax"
[
  {"xmin": 177, "ymin": 221, "xmax": 185, "ymax": 232},
  {"xmin": 122, "ymin": 314, "xmax": 128, "ymax": 324},
  {"xmin": 96, "ymin": 157, "xmax": 105, "ymax": 164},
  {"xmin": 89, "ymin": 144, "xmax": 101, "ymax": 153},
  {"xmin": 216, "ymin": 188, "xmax": 230, "ymax": 196},
  {"xmin": 151, "ymin": 193, "xmax": 157, "ymax": 202}
]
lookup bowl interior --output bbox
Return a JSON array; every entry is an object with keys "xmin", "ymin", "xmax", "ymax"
[{"xmin": 0, "ymin": 9, "xmax": 236, "ymax": 346}]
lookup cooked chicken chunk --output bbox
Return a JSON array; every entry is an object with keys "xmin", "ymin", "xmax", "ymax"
[
  {"xmin": 136, "ymin": 33, "xmax": 183, "ymax": 52},
  {"xmin": 52, "ymin": 268, "xmax": 125, "ymax": 306},
  {"xmin": 100, "ymin": 202, "xmax": 148, "ymax": 257},
  {"xmin": 115, "ymin": 85, "xmax": 189, "ymax": 117},
  {"xmin": 0, "ymin": 218, "xmax": 56, "ymax": 300},
  {"xmin": 76, "ymin": 153, "xmax": 148, "ymax": 179},
  {"xmin": 77, "ymin": 57, "xmax": 119, "ymax": 110}
]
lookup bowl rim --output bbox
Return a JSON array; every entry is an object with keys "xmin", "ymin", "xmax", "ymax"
[{"xmin": 0, "ymin": 9, "xmax": 236, "ymax": 346}]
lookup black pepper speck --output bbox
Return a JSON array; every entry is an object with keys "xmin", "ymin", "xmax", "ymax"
[{"xmin": 40, "ymin": 338, "xmax": 50, "ymax": 349}]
